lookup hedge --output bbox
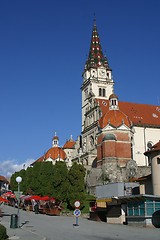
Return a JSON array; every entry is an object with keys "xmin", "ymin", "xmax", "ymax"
[{"xmin": 0, "ymin": 224, "xmax": 8, "ymax": 240}]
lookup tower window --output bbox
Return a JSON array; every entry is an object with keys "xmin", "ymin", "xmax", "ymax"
[
  {"xmin": 99, "ymin": 88, "xmax": 105, "ymax": 97},
  {"xmin": 111, "ymin": 99, "xmax": 117, "ymax": 106}
]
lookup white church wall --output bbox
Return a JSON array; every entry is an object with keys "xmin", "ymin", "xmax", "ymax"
[
  {"xmin": 145, "ymin": 127, "xmax": 160, "ymax": 146},
  {"xmin": 91, "ymin": 81, "xmax": 113, "ymax": 100},
  {"xmin": 133, "ymin": 126, "xmax": 160, "ymax": 166}
]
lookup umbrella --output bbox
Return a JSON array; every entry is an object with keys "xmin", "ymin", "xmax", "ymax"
[
  {"xmin": 20, "ymin": 195, "xmax": 31, "ymax": 200},
  {"xmin": 25, "ymin": 195, "xmax": 42, "ymax": 201},
  {"xmin": 40, "ymin": 196, "xmax": 50, "ymax": 201},
  {"xmin": 2, "ymin": 191, "xmax": 12, "ymax": 197},
  {"xmin": 0, "ymin": 196, "xmax": 9, "ymax": 203},
  {"xmin": 10, "ymin": 194, "xmax": 16, "ymax": 199},
  {"xmin": 50, "ymin": 197, "xmax": 56, "ymax": 202}
]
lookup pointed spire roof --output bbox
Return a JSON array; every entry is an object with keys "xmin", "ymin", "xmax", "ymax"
[{"xmin": 85, "ymin": 19, "xmax": 111, "ymax": 71}]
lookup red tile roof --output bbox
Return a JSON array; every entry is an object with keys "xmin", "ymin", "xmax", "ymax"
[
  {"xmin": 35, "ymin": 156, "xmax": 44, "ymax": 163},
  {"xmin": 63, "ymin": 139, "xmax": 76, "ymax": 149},
  {"xmin": 96, "ymin": 99, "xmax": 160, "ymax": 127},
  {"xmin": 33, "ymin": 147, "xmax": 67, "ymax": 165},
  {"xmin": 152, "ymin": 141, "xmax": 160, "ymax": 151},
  {"xmin": 45, "ymin": 147, "xmax": 66, "ymax": 160},
  {"xmin": 0, "ymin": 175, "xmax": 9, "ymax": 183},
  {"xmin": 99, "ymin": 109, "xmax": 132, "ymax": 128}
]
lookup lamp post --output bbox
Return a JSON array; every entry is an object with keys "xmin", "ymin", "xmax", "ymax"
[{"xmin": 16, "ymin": 176, "xmax": 22, "ymax": 228}]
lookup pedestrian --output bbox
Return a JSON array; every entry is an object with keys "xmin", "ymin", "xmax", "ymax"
[{"xmin": 34, "ymin": 202, "xmax": 39, "ymax": 214}]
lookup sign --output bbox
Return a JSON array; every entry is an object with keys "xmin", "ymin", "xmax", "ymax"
[
  {"xmin": 74, "ymin": 200, "xmax": 80, "ymax": 208},
  {"xmin": 74, "ymin": 209, "xmax": 81, "ymax": 217},
  {"xmin": 125, "ymin": 187, "xmax": 132, "ymax": 196},
  {"xmin": 14, "ymin": 191, "xmax": 23, "ymax": 199}
]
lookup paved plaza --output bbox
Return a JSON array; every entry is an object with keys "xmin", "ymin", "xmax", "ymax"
[{"xmin": 0, "ymin": 205, "xmax": 160, "ymax": 240}]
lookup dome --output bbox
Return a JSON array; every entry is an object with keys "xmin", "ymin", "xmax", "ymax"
[
  {"xmin": 45, "ymin": 147, "xmax": 66, "ymax": 161},
  {"xmin": 63, "ymin": 139, "xmax": 76, "ymax": 149},
  {"xmin": 99, "ymin": 109, "xmax": 132, "ymax": 128},
  {"xmin": 109, "ymin": 93, "xmax": 118, "ymax": 100},
  {"xmin": 52, "ymin": 135, "xmax": 59, "ymax": 140},
  {"xmin": 103, "ymin": 134, "xmax": 116, "ymax": 141}
]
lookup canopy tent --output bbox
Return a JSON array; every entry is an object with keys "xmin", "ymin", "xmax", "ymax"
[
  {"xmin": 20, "ymin": 195, "xmax": 31, "ymax": 200},
  {"xmin": 25, "ymin": 195, "xmax": 42, "ymax": 201},
  {"xmin": 23, "ymin": 195, "xmax": 56, "ymax": 201},
  {"xmin": 0, "ymin": 196, "xmax": 9, "ymax": 203},
  {"xmin": 2, "ymin": 191, "xmax": 12, "ymax": 197}
]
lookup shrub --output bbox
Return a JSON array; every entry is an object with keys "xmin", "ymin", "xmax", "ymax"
[{"xmin": 0, "ymin": 224, "xmax": 8, "ymax": 240}]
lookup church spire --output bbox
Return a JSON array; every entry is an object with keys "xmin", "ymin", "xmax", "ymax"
[{"xmin": 85, "ymin": 19, "xmax": 111, "ymax": 71}]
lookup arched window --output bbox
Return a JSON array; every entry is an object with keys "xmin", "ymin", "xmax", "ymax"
[
  {"xmin": 103, "ymin": 88, "xmax": 106, "ymax": 97},
  {"xmin": 101, "ymin": 145, "xmax": 103, "ymax": 160},
  {"xmin": 90, "ymin": 136, "xmax": 94, "ymax": 146},
  {"xmin": 99, "ymin": 88, "xmax": 102, "ymax": 96}
]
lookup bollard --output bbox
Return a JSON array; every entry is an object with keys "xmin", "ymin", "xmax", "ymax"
[{"xmin": 10, "ymin": 214, "xmax": 18, "ymax": 228}]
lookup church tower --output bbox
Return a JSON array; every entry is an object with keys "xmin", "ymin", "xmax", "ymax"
[{"xmin": 80, "ymin": 20, "xmax": 114, "ymax": 166}]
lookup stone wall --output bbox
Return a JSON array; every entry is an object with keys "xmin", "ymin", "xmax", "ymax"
[{"xmin": 86, "ymin": 163, "xmax": 151, "ymax": 195}]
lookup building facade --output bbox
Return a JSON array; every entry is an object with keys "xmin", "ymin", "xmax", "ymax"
[
  {"xmin": 33, "ymin": 21, "xmax": 160, "ymax": 190},
  {"xmin": 78, "ymin": 21, "xmax": 160, "ymax": 187}
]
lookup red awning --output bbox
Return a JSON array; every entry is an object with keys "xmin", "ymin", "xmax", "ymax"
[
  {"xmin": 2, "ymin": 191, "xmax": 12, "ymax": 197},
  {"xmin": 40, "ymin": 196, "xmax": 50, "ymax": 201},
  {"xmin": 0, "ymin": 196, "xmax": 9, "ymax": 202},
  {"xmin": 25, "ymin": 195, "xmax": 42, "ymax": 201}
]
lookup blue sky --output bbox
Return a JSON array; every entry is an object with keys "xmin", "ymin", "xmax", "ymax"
[{"xmin": 0, "ymin": 0, "xmax": 160, "ymax": 177}]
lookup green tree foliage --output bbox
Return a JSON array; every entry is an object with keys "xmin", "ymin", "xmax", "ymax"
[
  {"xmin": 10, "ymin": 162, "xmax": 55, "ymax": 196},
  {"xmin": 10, "ymin": 169, "xmax": 26, "ymax": 193},
  {"xmin": 0, "ymin": 224, "xmax": 7, "ymax": 240},
  {"xmin": 10, "ymin": 161, "xmax": 87, "ymax": 211},
  {"xmin": 27, "ymin": 162, "xmax": 55, "ymax": 196},
  {"xmin": 52, "ymin": 162, "xmax": 69, "ymax": 201},
  {"xmin": 67, "ymin": 162, "xmax": 86, "ymax": 209}
]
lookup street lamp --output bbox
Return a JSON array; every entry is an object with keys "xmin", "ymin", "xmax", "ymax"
[{"xmin": 16, "ymin": 176, "xmax": 22, "ymax": 227}]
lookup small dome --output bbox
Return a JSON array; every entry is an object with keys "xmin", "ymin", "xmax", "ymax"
[
  {"xmin": 109, "ymin": 93, "xmax": 118, "ymax": 100},
  {"xmin": 63, "ymin": 139, "xmax": 76, "ymax": 149},
  {"xmin": 103, "ymin": 134, "xmax": 116, "ymax": 141},
  {"xmin": 52, "ymin": 135, "xmax": 59, "ymax": 140}
]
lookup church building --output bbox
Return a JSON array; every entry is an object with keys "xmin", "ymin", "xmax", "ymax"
[
  {"xmin": 78, "ymin": 20, "xmax": 160, "ymax": 187},
  {"xmin": 32, "ymin": 20, "xmax": 160, "ymax": 191}
]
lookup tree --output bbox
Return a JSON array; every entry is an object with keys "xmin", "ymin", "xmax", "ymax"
[
  {"xmin": 26, "ymin": 162, "xmax": 55, "ymax": 196},
  {"xmin": 10, "ymin": 169, "xmax": 26, "ymax": 193},
  {"xmin": 52, "ymin": 162, "xmax": 69, "ymax": 201},
  {"xmin": 67, "ymin": 162, "xmax": 86, "ymax": 209},
  {"xmin": 10, "ymin": 161, "xmax": 89, "ymax": 211},
  {"xmin": 10, "ymin": 162, "xmax": 55, "ymax": 196}
]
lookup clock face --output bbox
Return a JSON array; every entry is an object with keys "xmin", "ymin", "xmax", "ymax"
[{"xmin": 99, "ymin": 69, "xmax": 105, "ymax": 77}]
